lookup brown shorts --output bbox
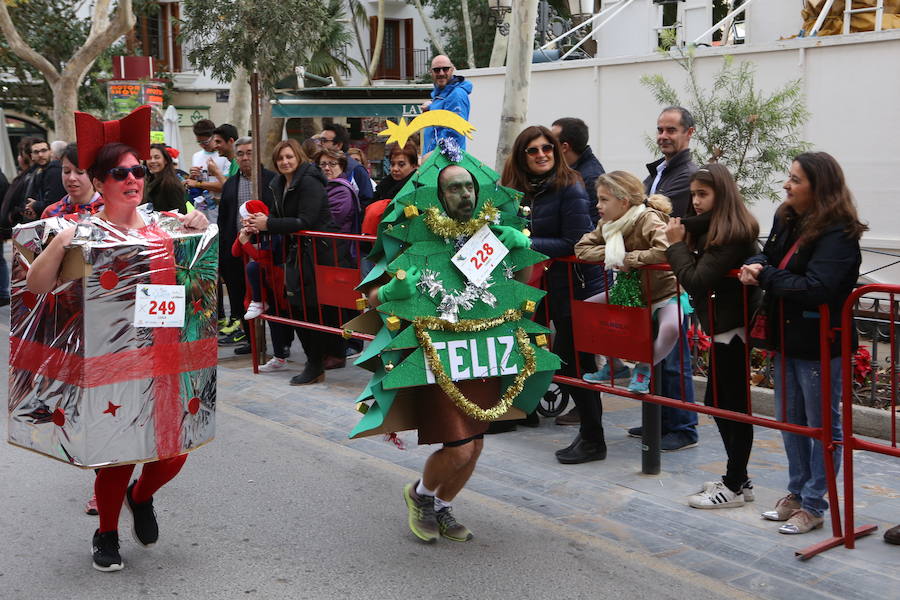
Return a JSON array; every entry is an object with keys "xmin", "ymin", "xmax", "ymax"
[{"xmin": 415, "ymin": 378, "xmax": 501, "ymax": 446}]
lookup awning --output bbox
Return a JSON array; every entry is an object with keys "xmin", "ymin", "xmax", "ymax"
[{"xmin": 271, "ymin": 85, "xmax": 432, "ymax": 119}]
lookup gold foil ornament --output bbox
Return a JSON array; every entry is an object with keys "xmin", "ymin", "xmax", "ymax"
[
  {"xmin": 355, "ymin": 297, "xmax": 368, "ymax": 311},
  {"xmin": 404, "ymin": 205, "xmax": 420, "ymax": 218},
  {"xmin": 386, "ymin": 316, "xmax": 401, "ymax": 331}
]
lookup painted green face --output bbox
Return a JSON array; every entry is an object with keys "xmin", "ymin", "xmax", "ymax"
[{"xmin": 438, "ymin": 166, "xmax": 476, "ymax": 221}]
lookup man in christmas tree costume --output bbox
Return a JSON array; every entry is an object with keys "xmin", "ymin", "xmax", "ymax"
[{"xmin": 344, "ymin": 114, "xmax": 560, "ymax": 543}]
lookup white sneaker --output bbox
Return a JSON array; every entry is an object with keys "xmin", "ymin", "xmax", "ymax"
[
  {"xmin": 244, "ymin": 301, "xmax": 266, "ymax": 320},
  {"xmin": 698, "ymin": 479, "xmax": 754, "ymax": 502},
  {"xmin": 258, "ymin": 357, "xmax": 287, "ymax": 373},
  {"xmin": 688, "ymin": 481, "xmax": 746, "ymax": 509}
]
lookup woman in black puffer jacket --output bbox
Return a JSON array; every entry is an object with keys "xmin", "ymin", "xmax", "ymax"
[
  {"xmin": 501, "ymin": 125, "xmax": 606, "ymax": 463},
  {"xmin": 247, "ymin": 139, "xmax": 343, "ymax": 385}
]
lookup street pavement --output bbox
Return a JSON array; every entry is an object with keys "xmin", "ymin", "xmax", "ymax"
[{"xmin": 3, "ymin": 301, "xmax": 900, "ymax": 599}]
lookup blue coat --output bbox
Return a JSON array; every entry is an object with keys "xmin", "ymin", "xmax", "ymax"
[
  {"xmin": 571, "ymin": 145, "xmax": 605, "ymax": 226},
  {"xmin": 746, "ymin": 210, "xmax": 861, "ymax": 360},
  {"xmin": 422, "ymin": 76, "xmax": 472, "ymax": 154},
  {"xmin": 526, "ymin": 179, "xmax": 604, "ymax": 317}
]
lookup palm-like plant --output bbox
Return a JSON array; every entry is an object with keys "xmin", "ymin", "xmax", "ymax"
[{"xmin": 306, "ymin": 0, "xmax": 365, "ymax": 86}]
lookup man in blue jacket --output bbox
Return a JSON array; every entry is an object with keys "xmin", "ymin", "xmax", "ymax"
[{"xmin": 421, "ymin": 55, "xmax": 472, "ymax": 154}]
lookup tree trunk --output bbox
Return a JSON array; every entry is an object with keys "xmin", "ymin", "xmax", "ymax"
[
  {"xmin": 461, "ymin": 0, "xmax": 476, "ymax": 68},
  {"xmin": 489, "ymin": 13, "xmax": 511, "ymax": 67},
  {"xmin": 367, "ymin": 0, "xmax": 385, "ymax": 81},
  {"xmin": 50, "ymin": 78, "xmax": 80, "ymax": 141},
  {"xmin": 495, "ymin": 0, "xmax": 539, "ymax": 171},
  {"xmin": 229, "ymin": 67, "xmax": 251, "ymax": 138},
  {"xmin": 410, "ymin": 0, "xmax": 446, "ymax": 56},
  {"xmin": 348, "ymin": 0, "xmax": 371, "ymax": 85},
  {"xmin": 0, "ymin": 0, "xmax": 135, "ymax": 138}
]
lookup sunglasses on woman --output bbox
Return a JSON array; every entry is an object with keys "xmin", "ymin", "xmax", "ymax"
[
  {"xmin": 107, "ymin": 165, "xmax": 147, "ymax": 181},
  {"xmin": 524, "ymin": 144, "xmax": 554, "ymax": 156}
]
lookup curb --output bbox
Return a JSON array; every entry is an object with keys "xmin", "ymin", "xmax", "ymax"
[{"xmin": 692, "ymin": 376, "xmax": 899, "ymax": 441}]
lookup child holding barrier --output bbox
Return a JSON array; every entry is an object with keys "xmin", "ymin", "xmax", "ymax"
[
  {"xmin": 574, "ymin": 171, "xmax": 683, "ymax": 394},
  {"xmin": 665, "ymin": 164, "xmax": 760, "ymax": 508}
]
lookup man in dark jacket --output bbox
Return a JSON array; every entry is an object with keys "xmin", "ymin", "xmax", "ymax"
[
  {"xmin": 22, "ymin": 139, "xmax": 66, "ymax": 220},
  {"xmin": 320, "ymin": 124, "xmax": 374, "ymax": 209},
  {"xmin": 552, "ymin": 117, "xmax": 604, "ymax": 226},
  {"xmin": 639, "ymin": 106, "xmax": 700, "ymax": 451},
  {"xmin": 218, "ymin": 136, "xmax": 276, "ymax": 352}
]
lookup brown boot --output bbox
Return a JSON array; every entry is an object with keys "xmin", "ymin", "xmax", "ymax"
[{"xmin": 555, "ymin": 406, "xmax": 580, "ymax": 426}]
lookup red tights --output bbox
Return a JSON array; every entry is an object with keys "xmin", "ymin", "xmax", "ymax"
[{"xmin": 95, "ymin": 454, "xmax": 187, "ymax": 533}]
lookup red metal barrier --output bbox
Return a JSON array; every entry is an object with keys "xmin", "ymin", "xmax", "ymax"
[
  {"xmin": 243, "ymin": 231, "xmax": 891, "ymax": 559},
  {"xmin": 839, "ymin": 284, "xmax": 900, "ymax": 549}
]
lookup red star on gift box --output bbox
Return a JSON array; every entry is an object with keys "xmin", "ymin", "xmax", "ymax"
[{"xmin": 103, "ymin": 402, "xmax": 122, "ymax": 416}]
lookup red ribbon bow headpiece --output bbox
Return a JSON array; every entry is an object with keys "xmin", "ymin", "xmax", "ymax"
[{"xmin": 74, "ymin": 105, "xmax": 152, "ymax": 170}]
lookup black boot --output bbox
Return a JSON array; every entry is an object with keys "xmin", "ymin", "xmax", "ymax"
[
  {"xmin": 555, "ymin": 433, "xmax": 581, "ymax": 457},
  {"xmin": 518, "ymin": 411, "xmax": 540, "ymax": 428},
  {"xmin": 556, "ymin": 438, "xmax": 607, "ymax": 464},
  {"xmin": 290, "ymin": 361, "xmax": 324, "ymax": 385}
]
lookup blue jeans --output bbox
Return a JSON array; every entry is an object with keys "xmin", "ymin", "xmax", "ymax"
[
  {"xmin": 659, "ymin": 320, "xmax": 698, "ymax": 440},
  {"xmin": 774, "ymin": 355, "xmax": 842, "ymax": 517}
]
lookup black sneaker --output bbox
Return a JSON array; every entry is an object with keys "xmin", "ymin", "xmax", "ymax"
[
  {"xmin": 218, "ymin": 330, "xmax": 247, "ymax": 346},
  {"xmin": 403, "ymin": 482, "xmax": 438, "ymax": 542},
  {"xmin": 436, "ymin": 507, "xmax": 473, "ymax": 542},
  {"xmin": 233, "ymin": 343, "xmax": 251, "ymax": 355},
  {"xmin": 126, "ymin": 481, "xmax": 159, "ymax": 547},
  {"xmin": 627, "ymin": 426, "xmax": 642, "ymax": 438},
  {"xmin": 92, "ymin": 529, "xmax": 123, "ymax": 572}
]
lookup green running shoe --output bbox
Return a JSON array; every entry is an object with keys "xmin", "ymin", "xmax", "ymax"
[
  {"xmin": 436, "ymin": 507, "xmax": 473, "ymax": 542},
  {"xmin": 403, "ymin": 482, "xmax": 438, "ymax": 543}
]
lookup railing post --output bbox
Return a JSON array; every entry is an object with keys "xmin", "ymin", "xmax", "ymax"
[{"xmin": 642, "ymin": 364, "xmax": 662, "ymax": 475}]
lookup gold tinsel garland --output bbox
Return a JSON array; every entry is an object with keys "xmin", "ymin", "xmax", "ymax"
[
  {"xmin": 413, "ymin": 310, "xmax": 536, "ymax": 421},
  {"xmin": 422, "ymin": 202, "xmax": 500, "ymax": 239}
]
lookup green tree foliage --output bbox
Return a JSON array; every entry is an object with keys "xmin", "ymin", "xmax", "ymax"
[
  {"xmin": 415, "ymin": 0, "xmax": 495, "ymax": 68},
  {"xmin": 180, "ymin": 0, "xmax": 329, "ymax": 92},
  {"xmin": 641, "ymin": 39, "xmax": 810, "ymax": 204},
  {"xmin": 0, "ymin": 0, "xmax": 130, "ymax": 128}
]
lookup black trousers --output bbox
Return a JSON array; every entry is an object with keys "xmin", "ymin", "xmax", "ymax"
[
  {"xmin": 705, "ymin": 335, "xmax": 754, "ymax": 491},
  {"xmin": 220, "ymin": 256, "xmax": 248, "ymax": 325},
  {"xmin": 540, "ymin": 300, "xmax": 604, "ymax": 444},
  {"xmin": 270, "ymin": 303, "xmax": 345, "ymax": 364}
]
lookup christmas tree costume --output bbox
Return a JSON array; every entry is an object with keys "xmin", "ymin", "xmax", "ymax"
[{"xmin": 344, "ymin": 117, "xmax": 561, "ymax": 445}]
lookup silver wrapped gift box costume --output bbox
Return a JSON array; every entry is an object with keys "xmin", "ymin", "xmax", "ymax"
[{"xmin": 8, "ymin": 210, "xmax": 218, "ymax": 467}]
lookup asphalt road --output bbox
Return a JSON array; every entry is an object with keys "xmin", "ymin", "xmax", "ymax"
[{"xmin": 0, "ymin": 378, "xmax": 742, "ymax": 600}]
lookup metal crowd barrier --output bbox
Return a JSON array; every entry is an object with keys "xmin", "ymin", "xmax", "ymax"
[{"xmin": 243, "ymin": 230, "xmax": 896, "ymax": 559}]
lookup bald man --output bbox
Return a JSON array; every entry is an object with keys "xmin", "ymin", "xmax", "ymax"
[{"xmin": 421, "ymin": 55, "xmax": 473, "ymax": 154}]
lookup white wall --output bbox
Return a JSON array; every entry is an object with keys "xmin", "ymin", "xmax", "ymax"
[{"xmin": 459, "ymin": 29, "xmax": 900, "ymax": 283}]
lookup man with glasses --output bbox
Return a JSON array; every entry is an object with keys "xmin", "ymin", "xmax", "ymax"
[
  {"xmin": 421, "ymin": 55, "xmax": 473, "ymax": 155},
  {"xmin": 22, "ymin": 138, "xmax": 66, "ymax": 221},
  {"xmin": 187, "ymin": 119, "xmax": 230, "ymax": 202},
  {"xmin": 218, "ymin": 137, "xmax": 276, "ymax": 352}
]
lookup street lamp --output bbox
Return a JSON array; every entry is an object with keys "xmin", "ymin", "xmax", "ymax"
[
  {"xmin": 564, "ymin": 0, "xmax": 595, "ymax": 21},
  {"xmin": 487, "ymin": 0, "xmax": 512, "ymax": 36}
]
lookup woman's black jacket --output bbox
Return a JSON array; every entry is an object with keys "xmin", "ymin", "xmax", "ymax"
[
  {"xmin": 666, "ymin": 213, "xmax": 760, "ymax": 337},
  {"xmin": 745, "ymin": 210, "xmax": 861, "ymax": 360}
]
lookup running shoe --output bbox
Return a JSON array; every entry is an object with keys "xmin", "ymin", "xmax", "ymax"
[
  {"xmin": 92, "ymin": 529, "xmax": 123, "ymax": 572},
  {"xmin": 403, "ymin": 482, "xmax": 438, "ymax": 543}
]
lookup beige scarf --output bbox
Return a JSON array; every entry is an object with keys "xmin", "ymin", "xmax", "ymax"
[{"xmin": 601, "ymin": 204, "xmax": 645, "ymax": 269}]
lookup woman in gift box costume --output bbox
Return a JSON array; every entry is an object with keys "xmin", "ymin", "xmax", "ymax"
[
  {"xmin": 22, "ymin": 106, "xmax": 212, "ymax": 572},
  {"xmin": 346, "ymin": 113, "xmax": 560, "ymax": 542}
]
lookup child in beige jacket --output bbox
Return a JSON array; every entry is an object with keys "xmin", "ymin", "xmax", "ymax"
[{"xmin": 574, "ymin": 170, "xmax": 682, "ymax": 393}]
